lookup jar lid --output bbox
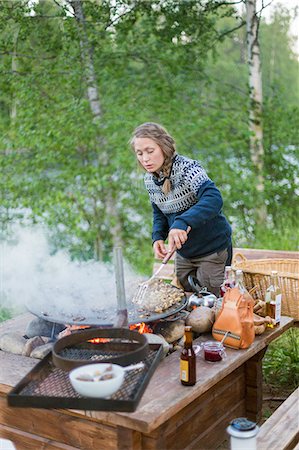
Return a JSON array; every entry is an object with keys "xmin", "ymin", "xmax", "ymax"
[
  {"xmin": 230, "ymin": 418, "xmax": 256, "ymax": 431},
  {"xmin": 204, "ymin": 341, "xmax": 224, "ymax": 350}
]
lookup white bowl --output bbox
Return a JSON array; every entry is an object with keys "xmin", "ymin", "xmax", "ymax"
[{"xmin": 69, "ymin": 363, "xmax": 125, "ymax": 398}]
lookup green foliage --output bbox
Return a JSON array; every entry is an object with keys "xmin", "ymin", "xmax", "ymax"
[
  {"xmin": 0, "ymin": 307, "xmax": 13, "ymax": 323},
  {"xmin": 0, "ymin": 0, "xmax": 298, "ymax": 266},
  {"xmin": 263, "ymin": 328, "xmax": 299, "ymax": 388}
]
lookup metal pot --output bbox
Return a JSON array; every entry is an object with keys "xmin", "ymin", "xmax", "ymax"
[
  {"xmin": 187, "ymin": 292, "xmax": 217, "ymax": 310},
  {"xmin": 187, "ymin": 275, "xmax": 217, "ymax": 310}
]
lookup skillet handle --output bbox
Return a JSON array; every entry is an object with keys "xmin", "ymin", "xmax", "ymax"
[{"xmin": 188, "ymin": 275, "xmax": 202, "ymax": 294}]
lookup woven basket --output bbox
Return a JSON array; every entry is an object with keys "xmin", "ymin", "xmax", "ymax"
[{"xmin": 233, "ymin": 253, "xmax": 299, "ymax": 321}]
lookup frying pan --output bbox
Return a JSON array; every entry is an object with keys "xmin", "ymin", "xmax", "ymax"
[{"xmin": 26, "ymin": 294, "xmax": 188, "ymax": 327}]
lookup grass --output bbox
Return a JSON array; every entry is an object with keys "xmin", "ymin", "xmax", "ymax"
[
  {"xmin": 263, "ymin": 328, "xmax": 299, "ymax": 389},
  {"xmin": 0, "ymin": 307, "xmax": 13, "ymax": 323}
]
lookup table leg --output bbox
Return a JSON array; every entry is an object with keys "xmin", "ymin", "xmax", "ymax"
[{"xmin": 245, "ymin": 347, "xmax": 267, "ymax": 423}]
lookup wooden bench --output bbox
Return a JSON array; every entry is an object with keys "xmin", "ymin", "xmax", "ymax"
[
  {"xmin": 153, "ymin": 247, "xmax": 299, "ymax": 281},
  {"xmin": 257, "ymin": 388, "xmax": 299, "ymax": 450}
]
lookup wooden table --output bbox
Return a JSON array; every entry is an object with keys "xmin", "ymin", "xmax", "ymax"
[{"xmin": 0, "ymin": 314, "xmax": 294, "ymax": 450}]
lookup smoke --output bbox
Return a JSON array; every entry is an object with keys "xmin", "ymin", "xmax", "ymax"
[{"xmin": 0, "ymin": 227, "xmax": 143, "ymax": 317}]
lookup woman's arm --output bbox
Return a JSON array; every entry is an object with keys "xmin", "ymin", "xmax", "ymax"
[
  {"xmin": 151, "ymin": 202, "xmax": 169, "ymax": 242},
  {"xmin": 170, "ymin": 180, "xmax": 223, "ymax": 231}
]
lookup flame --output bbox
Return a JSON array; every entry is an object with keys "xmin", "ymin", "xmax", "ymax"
[
  {"xmin": 58, "ymin": 325, "xmax": 110, "ymax": 343},
  {"xmin": 130, "ymin": 322, "xmax": 153, "ymax": 334},
  {"xmin": 88, "ymin": 337, "xmax": 110, "ymax": 344}
]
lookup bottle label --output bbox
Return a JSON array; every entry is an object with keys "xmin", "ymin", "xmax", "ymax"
[
  {"xmin": 180, "ymin": 360, "xmax": 189, "ymax": 382},
  {"xmin": 275, "ymin": 294, "xmax": 282, "ymax": 323}
]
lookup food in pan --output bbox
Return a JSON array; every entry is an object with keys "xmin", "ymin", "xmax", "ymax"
[{"xmin": 133, "ymin": 279, "xmax": 185, "ymax": 313}]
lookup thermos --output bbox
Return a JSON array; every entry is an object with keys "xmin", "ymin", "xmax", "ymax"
[{"xmin": 227, "ymin": 417, "xmax": 259, "ymax": 450}]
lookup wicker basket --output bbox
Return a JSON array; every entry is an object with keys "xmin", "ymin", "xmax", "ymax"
[{"xmin": 233, "ymin": 253, "xmax": 299, "ymax": 321}]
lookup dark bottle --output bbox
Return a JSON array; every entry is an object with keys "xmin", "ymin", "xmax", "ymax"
[{"xmin": 180, "ymin": 326, "xmax": 196, "ymax": 386}]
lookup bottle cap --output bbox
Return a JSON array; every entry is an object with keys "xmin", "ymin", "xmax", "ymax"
[
  {"xmin": 230, "ymin": 418, "xmax": 256, "ymax": 431},
  {"xmin": 227, "ymin": 417, "xmax": 259, "ymax": 440}
]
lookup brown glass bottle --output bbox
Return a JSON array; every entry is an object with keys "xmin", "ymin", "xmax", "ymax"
[{"xmin": 180, "ymin": 326, "xmax": 196, "ymax": 386}]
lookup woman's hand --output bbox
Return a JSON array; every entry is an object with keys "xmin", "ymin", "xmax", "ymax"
[
  {"xmin": 153, "ymin": 240, "xmax": 167, "ymax": 260},
  {"xmin": 168, "ymin": 228, "xmax": 189, "ymax": 251}
]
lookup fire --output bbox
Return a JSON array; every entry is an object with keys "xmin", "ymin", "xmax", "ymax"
[
  {"xmin": 58, "ymin": 324, "xmax": 90, "ymax": 339},
  {"xmin": 88, "ymin": 337, "xmax": 110, "ymax": 344},
  {"xmin": 130, "ymin": 322, "xmax": 153, "ymax": 334},
  {"xmin": 58, "ymin": 325, "xmax": 110, "ymax": 343}
]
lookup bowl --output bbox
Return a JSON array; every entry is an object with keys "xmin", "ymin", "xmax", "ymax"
[{"xmin": 69, "ymin": 363, "xmax": 125, "ymax": 398}]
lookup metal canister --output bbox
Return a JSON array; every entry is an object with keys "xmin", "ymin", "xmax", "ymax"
[{"xmin": 227, "ymin": 417, "xmax": 259, "ymax": 450}]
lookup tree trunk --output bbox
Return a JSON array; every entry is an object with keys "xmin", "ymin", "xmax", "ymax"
[
  {"xmin": 246, "ymin": 0, "xmax": 267, "ymax": 225},
  {"xmin": 69, "ymin": 0, "xmax": 123, "ymax": 255},
  {"xmin": 69, "ymin": 0, "xmax": 102, "ymax": 122},
  {"xmin": 10, "ymin": 24, "xmax": 20, "ymax": 122}
]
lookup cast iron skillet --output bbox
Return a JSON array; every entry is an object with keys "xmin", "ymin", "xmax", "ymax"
[{"xmin": 26, "ymin": 292, "xmax": 188, "ymax": 327}]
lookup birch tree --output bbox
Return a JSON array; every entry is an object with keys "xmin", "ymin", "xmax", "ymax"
[
  {"xmin": 246, "ymin": 0, "xmax": 267, "ymax": 224},
  {"xmin": 68, "ymin": 0, "xmax": 124, "ymax": 256}
]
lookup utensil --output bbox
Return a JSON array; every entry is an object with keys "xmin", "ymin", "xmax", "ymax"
[
  {"xmin": 113, "ymin": 247, "xmax": 128, "ymax": 328},
  {"xmin": 133, "ymin": 247, "xmax": 177, "ymax": 303},
  {"xmin": 133, "ymin": 227, "xmax": 191, "ymax": 304}
]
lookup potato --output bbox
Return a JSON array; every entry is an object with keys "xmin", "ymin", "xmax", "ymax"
[{"xmin": 186, "ymin": 306, "xmax": 215, "ymax": 333}]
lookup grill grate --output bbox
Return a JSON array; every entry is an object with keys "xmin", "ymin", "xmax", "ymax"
[{"xmin": 8, "ymin": 344, "xmax": 163, "ymax": 412}]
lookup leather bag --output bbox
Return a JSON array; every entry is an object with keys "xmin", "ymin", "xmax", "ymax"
[{"xmin": 212, "ymin": 286, "xmax": 255, "ymax": 349}]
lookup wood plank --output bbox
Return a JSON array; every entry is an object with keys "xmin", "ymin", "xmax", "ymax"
[
  {"xmin": 0, "ymin": 352, "xmax": 37, "ymax": 393},
  {"xmin": 245, "ymin": 348, "xmax": 267, "ymax": 422},
  {"xmin": 233, "ymin": 248, "xmax": 299, "ymax": 260},
  {"xmin": 0, "ymin": 316, "xmax": 294, "ymax": 435},
  {"xmin": 257, "ymin": 388, "xmax": 299, "ymax": 450},
  {"xmin": 93, "ymin": 316, "xmax": 293, "ymax": 433},
  {"xmin": 164, "ymin": 369, "xmax": 245, "ymax": 449},
  {"xmin": 0, "ymin": 316, "xmax": 293, "ymax": 435},
  {"xmin": 188, "ymin": 400, "xmax": 245, "ymax": 450},
  {"xmin": 117, "ymin": 428, "xmax": 142, "ymax": 450},
  {"xmin": 0, "ymin": 424, "xmax": 80, "ymax": 450},
  {"xmin": 0, "ymin": 396, "xmax": 118, "ymax": 450},
  {"xmin": 153, "ymin": 247, "xmax": 299, "ymax": 280},
  {"xmin": 0, "ymin": 313, "xmax": 34, "ymax": 335}
]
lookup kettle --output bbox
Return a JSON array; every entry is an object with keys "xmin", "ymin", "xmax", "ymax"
[{"xmin": 187, "ymin": 275, "xmax": 217, "ymax": 310}]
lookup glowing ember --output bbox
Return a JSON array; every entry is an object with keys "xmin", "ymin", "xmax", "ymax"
[
  {"xmin": 58, "ymin": 324, "xmax": 90, "ymax": 339},
  {"xmin": 88, "ymin": 338, "xmax": 110, "ymax": 344},
  {"xmin": 130, "ymin": 322, "xmax": 153, "ymax": 334}
]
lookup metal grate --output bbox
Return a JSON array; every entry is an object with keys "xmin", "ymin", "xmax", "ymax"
[
  {"xmin": 8, "ymin": 344, "xmax": 163, "ymax": 411},
  {"xmin": 58, "ymin": 348, "xmax": 125, "ymax": 362}
]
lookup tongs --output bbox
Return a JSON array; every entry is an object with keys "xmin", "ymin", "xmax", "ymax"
[{"xmin": 133, "ymin": 247, "xmax": 176, "ymax": 304}]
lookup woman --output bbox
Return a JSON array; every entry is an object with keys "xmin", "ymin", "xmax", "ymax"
[{"xmin": 130, "ymin": 122, "xmax": 232, "ymax": 296}]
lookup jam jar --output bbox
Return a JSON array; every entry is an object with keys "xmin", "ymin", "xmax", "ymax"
[{"xmin": 203, "ymin": 341, "xmax": 226, "ymax": 362}]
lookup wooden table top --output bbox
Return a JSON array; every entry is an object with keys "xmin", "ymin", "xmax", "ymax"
[{"xmin": 0, "ymin": 314, "xmax": 294, "ymax": 434}]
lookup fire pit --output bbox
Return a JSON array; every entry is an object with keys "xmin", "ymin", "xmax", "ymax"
[{"xmin": 52, "ymin": 327, "xmax": 150, "ymax": 370}]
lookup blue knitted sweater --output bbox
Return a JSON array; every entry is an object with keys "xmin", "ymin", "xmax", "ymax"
[{"xmin": 144, "ymin": 154, "xmax": 232, "ymax": 259}]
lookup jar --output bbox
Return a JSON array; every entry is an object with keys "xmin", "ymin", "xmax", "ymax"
[{"xmin": 203, "ymin": 341, "xmax": 226, "ymax": 362}]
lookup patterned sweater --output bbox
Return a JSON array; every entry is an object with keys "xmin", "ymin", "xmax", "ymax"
[{"xmin": 144, "ymin": 154, "xmax": 232, "ymax": 259}]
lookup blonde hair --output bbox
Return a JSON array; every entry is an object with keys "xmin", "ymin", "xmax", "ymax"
[{"xmin": 130, "ymin": 122, "xmax": 176, "ymax": 194}]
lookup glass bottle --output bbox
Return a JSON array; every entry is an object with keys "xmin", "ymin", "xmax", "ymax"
[
  {"xmin": 235, "ymin": 269, "xmax": 247, "ymax": 294},
  {"xmin": 265, "ymin": 271, "xmax": 282, "ymax": 327},
  {"xmin": 234, "ymin": 269, "xmax": 253, "ymax": 303},
  {"xmin": 180, "ymin": 326, "xmax": 196, "ymax": 386},
  {"xmin": 220, "ymin": 266, "xmax": 236, "ymax": 297}
]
